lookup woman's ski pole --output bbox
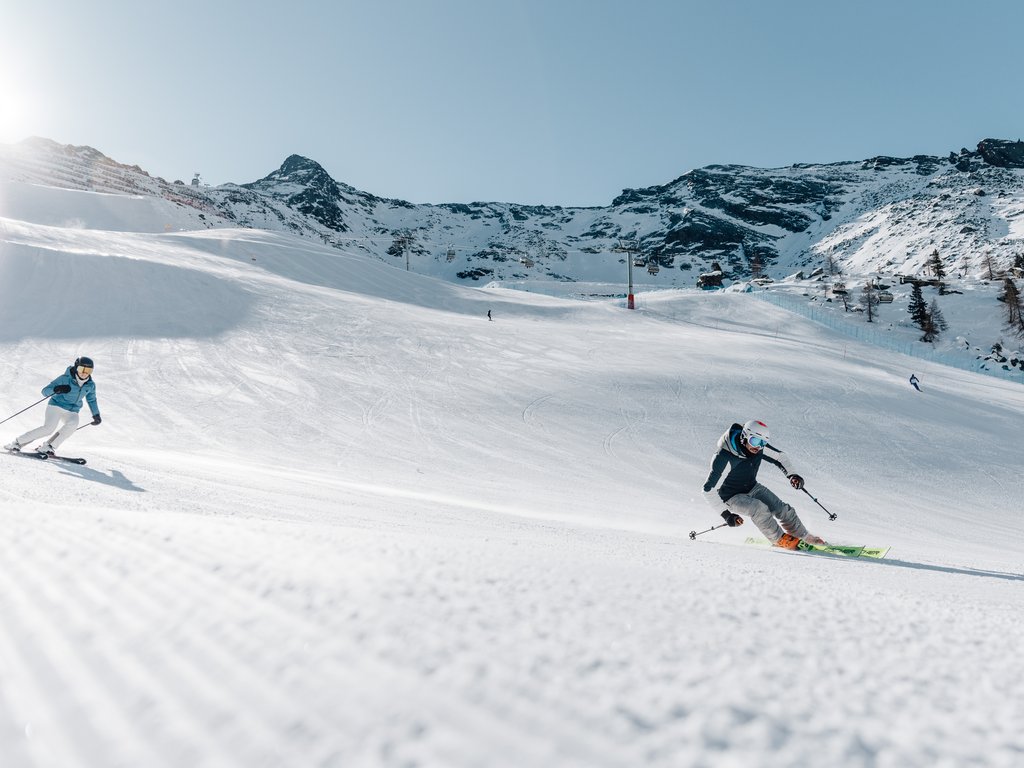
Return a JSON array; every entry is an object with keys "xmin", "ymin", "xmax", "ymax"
[
  {"xmin": 802, "ymin": 487, "xmax": 838, "ymax": 521},
  {"xmin": 0, "ymin": 396, "xmax": 49, "ymax": 427},
  {"xmin": 47, "ymin": 421, "xmax": 98, "ymax": 445},
  {"xmin": 689, "ymin": 522, "xmax": 731, "ymax": 540}
]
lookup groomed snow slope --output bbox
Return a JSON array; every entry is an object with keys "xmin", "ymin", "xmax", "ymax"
[{"xmin": 1, "ymin": 184, "xmax": 1023, "ymax": 768}]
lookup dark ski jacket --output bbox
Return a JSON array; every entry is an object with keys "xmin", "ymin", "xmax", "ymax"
[
  {"xmin": 702, "ymin": 423, "xmax": 798, "ymax": 509},
  {"xmin": 42, "ymin": 367, "xmax": 99, "ymax": 416}
]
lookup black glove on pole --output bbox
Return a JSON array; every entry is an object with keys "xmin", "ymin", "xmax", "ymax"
[{"xmin": 721, "ymin": 510, "xmax": 744, "ymax": 527}]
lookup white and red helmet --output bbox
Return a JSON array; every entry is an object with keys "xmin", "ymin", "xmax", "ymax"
[{"xmin": 741, "ymin": 420, "xmax": 770, "ymax": 449}]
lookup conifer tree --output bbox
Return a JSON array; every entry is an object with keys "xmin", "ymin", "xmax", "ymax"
[
  {"xmin": 920, "ymin": 309, "xmax": 937, "ymax": 343},
  {"xmin": 920, "ymin": 298, "xmax": 948, "ymax": 342},
  {"xmin": 928, "ymin": 298, "xmax": 948, "ymax": 334},
  {"xmin": 925, "ymin": 249, "xmax": 949, "ymax": 294},
  {"xmin": 999, "ymin": 277, "xmax": 1024, "ymax": 335},
  {"xmin": 926, "ymin": 249, "xmax": 946, "ymax": 280},
  {"xmin": 907, "ymin": 283, "xmax": 928, "ymax": 330}
]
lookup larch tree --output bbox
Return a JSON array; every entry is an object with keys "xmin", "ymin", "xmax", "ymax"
[{"xmin": 859, "ymin": 281, "xmax": 879, "ymax": 323}]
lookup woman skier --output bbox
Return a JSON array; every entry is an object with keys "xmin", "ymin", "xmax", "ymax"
[
  {"xmin": 5, "ymin": 356, "xmax": 101, "ymax": 456},
  {"xmin": 701, "ymin": 419, "xmax": 825, "ymax": 549}
]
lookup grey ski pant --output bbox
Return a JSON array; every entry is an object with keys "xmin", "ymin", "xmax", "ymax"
[{"xmin": 725, "ymin": 483, "xmax": 808, "ymax": 543}]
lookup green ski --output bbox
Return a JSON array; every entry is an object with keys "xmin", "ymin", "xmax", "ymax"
[{"xmin": 745, "ymin": 537, "xmax": 889, "ymax": 559}]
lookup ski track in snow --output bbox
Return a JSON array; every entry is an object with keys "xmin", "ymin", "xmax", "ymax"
[
  {"xmin": 2, "ymin": 187, "xmax": 1024, "ymax": 767},
  {"xmin": 2, "ymin": 473, "xmax": 1022, "ymax": 768}
]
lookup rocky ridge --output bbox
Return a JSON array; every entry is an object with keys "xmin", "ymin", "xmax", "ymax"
[{"xmin": 2, "ymin": 137, "xmax": 1022, "ymax": 287}]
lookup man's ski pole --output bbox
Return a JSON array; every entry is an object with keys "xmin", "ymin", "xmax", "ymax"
[
  {"xmin": 0, "ymin": 396, "xmax": 49, "ymax": 427},
  {"xmin": 689, "ymin": 522, "xmax": 730, "ymax": 540},
  {"xmin": 802, "ymin": 487, "xmax": 837, "ymax": 521}
]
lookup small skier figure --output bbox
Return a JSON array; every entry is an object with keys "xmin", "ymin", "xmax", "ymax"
[
  {"xmin": 909, "ymin": 374, "xmax": 921, "ymax": 392},
  {"xmin": 487, "ymin": 309, "xmax": 492, "ymax": 321},
  {"xmin": 702, "ymin": 419, "xmax": 825, "ymax": 549},
  {"xmin": 5, "ymin": 357, "xmax": 101, "ymax": 456}
]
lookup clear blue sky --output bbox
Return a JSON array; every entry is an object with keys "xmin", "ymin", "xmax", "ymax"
[{"xmin": 2, "ymin": 0, "xmax": 1021, "ymax": 206}]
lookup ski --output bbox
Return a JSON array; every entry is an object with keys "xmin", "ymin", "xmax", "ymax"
[
  {"xmin": 4, "ymin": 449, "xmax": 48, "ymax": 461},
  {"xmin": 5, "ymin": 450, "xmax": 87, "ymax": 465},
  {"xmin": 49, "ymin": 454, "xmax": 88, "ymax": 465},
  {"xmin": 745, "ymin": 536, "xmax": 889, "ymax": 559}
]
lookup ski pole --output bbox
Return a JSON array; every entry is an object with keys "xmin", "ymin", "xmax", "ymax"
[
  {"xmin": 0, "ymin": 396, "xmax": 49, "ymax": 427},
  {"xmin": 49, "ymin": 421, "xmax": 97, "ymax": 444},
  {"xmin": 802, "ymin": 487, "xmax": 838, "ymax": 521},
  {"xmin": 689, "ymin": 522, "xmax": 731, "ymax": 540}
]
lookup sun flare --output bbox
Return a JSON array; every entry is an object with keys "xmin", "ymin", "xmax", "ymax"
[{"xmin": 0, "ymin": 75, "xmax": 37, "ymax": 144}]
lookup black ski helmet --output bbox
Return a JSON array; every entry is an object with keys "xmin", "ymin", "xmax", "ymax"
[{"xmin": 74, "ymin": 356, "xmax": 95, "ymax": 370}]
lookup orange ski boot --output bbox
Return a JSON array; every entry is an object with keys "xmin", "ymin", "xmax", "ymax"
[{"xmin": 774, "ymin": 533, "xmax": 801, "ymax": 550}]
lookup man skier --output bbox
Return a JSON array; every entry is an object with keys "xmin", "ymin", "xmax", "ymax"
[
  {"xmin": 5, "ymin": 357, "xmax": 101, "ymax": 456},
  {"xmin": 702, "ymin": 419, "xmax": 825, "ymax": 549}
]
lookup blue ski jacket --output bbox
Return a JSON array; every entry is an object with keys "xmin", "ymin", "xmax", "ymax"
[{"xmin": 42, "ymin": 367, "xmax": 99, "ymax": 416}]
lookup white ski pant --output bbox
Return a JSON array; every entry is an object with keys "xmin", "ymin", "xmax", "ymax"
[
  {"xmin": 725, "ymin": 483, "xmax": 808, "ymax": 543},
  {"xmin": 16, "ymin": 404, "xmax": 80, "ymax": 452}
]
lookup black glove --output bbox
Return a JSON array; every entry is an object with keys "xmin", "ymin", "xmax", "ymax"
[
  {"xmin": 789, "ymin": 474, "xmax": 804, "ymax": 490},
  {"xmin": 92, "ymin": 414, "xmax": 102, "ymax": 425},
  {"xmin": 53, "ymin": 384, "xmax": 72, "ymax": 394},
  {"xmin": 721, "ymin": 510, "xmax": 744, "ymax": 527}
]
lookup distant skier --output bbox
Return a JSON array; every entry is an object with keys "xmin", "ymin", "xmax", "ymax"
[
  {"xmin": 702, "ymin": 419, "xmax": 825, "ymax": 549},
  {"xmin": 4, "ymin": 357, "xmax": 101, "ymax": 456},
  {"xmin": 909, "ymin": 374, "xmax": 921, "ymax": 392},
  {"xmin": 487, "ymin": 309, "xmax": 492, "ymax": 321}
]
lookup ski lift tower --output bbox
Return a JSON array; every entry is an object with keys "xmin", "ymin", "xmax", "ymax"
[
  {"xmin": 612, "ymin": 238, "xmax": 641, "ymax": 309},
  {"xmin": 395, "ymin": 235, "xmax": 412, "ymax": 271}
]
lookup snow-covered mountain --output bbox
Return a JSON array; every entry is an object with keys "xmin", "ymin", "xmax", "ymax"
[
  {"xmin": 3, "ymin": 136, "xmax": 1023, "ymax": 287},
  {"xmin": 2, "ymin": 170, "xmax": 1024, "ymax": 768},
  {"xmin": 5, "ymin": 136, "xmax": 1023, "ymax": 380}
]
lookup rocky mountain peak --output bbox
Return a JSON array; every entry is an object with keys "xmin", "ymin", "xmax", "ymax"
[
  {"xmin": 4, "ymin": 136, "xmax": 1023, "ymax": 288},
  {"xmin": 976, "ymin": 139, "xmax": 1024, "ymax": 169},
  {"xmin": 249, "ymin": 155, "xmax": 336, "ymax": 191},
  {"xmin": 243, "ymin": 154, "xmax": 349, "ymax": 232}
]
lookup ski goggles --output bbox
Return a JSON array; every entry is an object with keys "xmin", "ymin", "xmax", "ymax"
[
  {"xmin": 76, "ymin": 365, "xmax": 93, "ymax": 377},
  {"xmin": 747, "ymin": 434, "xmax": 768, "ymax": 448}
]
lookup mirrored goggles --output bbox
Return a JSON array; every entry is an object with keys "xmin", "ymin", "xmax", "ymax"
[
  {"xmin": 747, "ymin": 435, "xmax": 768, "ymax": 448},
  {"xmin": 77, "ymin": 366, "xmax": 93, "ymax": 377}
]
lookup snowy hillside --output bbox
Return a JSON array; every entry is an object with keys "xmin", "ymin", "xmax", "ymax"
[
  {"xmin": 3, "ymin": 137, "xmax": 1023, "ymax": 290},
  {"xmin": 2, "ymin": 180, "xmax": 1024, "ymax": 767},
  {"xmin": 4, "ymin": 136, "xmax": 1024, "ymax": 380}
]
